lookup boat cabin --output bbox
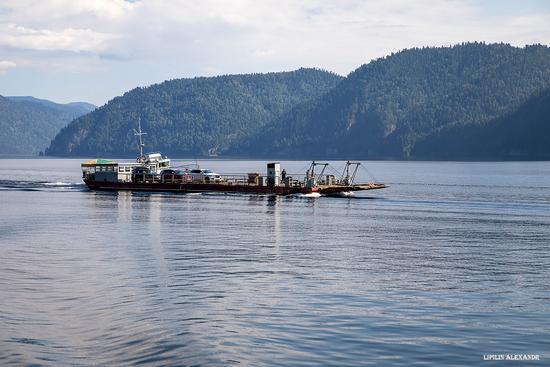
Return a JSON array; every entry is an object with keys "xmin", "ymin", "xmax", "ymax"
[
  {"xmin": 81, "ymin": 153, "xmax": 171, "ymax": 183},
  {"xmin": 81, "ymin": 159, "xmax": 119, "ymax": 183},
  {"xmin": 137, "ymin": 152, "xmax": 170, "ymax": 173}
]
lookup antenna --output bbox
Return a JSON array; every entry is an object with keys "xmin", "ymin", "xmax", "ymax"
[{"xmin": 133, "ymin": 116, "xmax": 147, "ymax": 158}]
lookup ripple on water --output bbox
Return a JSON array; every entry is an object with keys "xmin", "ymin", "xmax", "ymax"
[{"xmin": 1, "ymin": 160, "xmax": 549, "ymax": 365}]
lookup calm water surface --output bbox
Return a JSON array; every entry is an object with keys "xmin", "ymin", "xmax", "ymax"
[{"xmin": 1, "ymin": 159, "xmax": 549, "ymax": 366}]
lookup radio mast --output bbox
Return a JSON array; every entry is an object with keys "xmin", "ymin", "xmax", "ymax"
[{"xmin": 133, "ymin": 116, "xmax": 147, "ymax": 158}]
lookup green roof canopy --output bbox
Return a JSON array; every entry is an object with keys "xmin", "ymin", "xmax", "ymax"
[{"xmin": 81, "ymin": 159, "xmax": 117, "ymax": 167}]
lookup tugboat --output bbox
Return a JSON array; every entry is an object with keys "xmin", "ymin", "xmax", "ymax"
[{"xmin": 81, "ymin": 120, "xmax": 387, "ymax": 195}]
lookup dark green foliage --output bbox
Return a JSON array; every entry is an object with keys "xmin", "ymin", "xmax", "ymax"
[
  {"xmin": 412, "ymin": 88, "xmax": 550, "ymax": 160},
  {"xmin": 245, "ymin": 43, "xmax": 550, "ymax": 159},
  {"xmin": 0, "ymin": 96, "xmax": 95, "ymax": 155},
  {"xmin": 46, "ymin": 68, "xmax": 342, "ymax": 157},
  {"xmin": 7, "ymin": 96, "xmax": 96, "ymax": 115},
  {"xmin": 46, "ymin": 43, "xmax": 550, "ymax": 160}
]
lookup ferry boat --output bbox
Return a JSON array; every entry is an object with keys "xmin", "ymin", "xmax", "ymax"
[{"xmin": 81, "ymin": 120, "xmax": 387, "ymax": 196}]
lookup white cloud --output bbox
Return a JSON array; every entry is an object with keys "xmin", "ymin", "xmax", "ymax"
[
  {"xmin": 0, "ymin": 0, "xmax": 548, "ymax": 103},
  {"xmin": 0, "ymin": 23, "xmax": 118, "ymax": 52},
  {"xmin": 0, "ymin": 0, "xmax": 134, "ymax": 23},
  {"xmin": 0, "ymin": 60, "xmax": 16, "ymax": 74},
  {"xmin": 2, "ymin": 0, "xmax": 549, "ymax": 71}
]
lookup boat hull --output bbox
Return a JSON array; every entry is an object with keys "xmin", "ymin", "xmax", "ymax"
[
  {"xmin": 83, "ymin": 179, "xmax": 386, "ymax": 195},
  {"xmin": 84, "ymin": 179, "xmax": 315, "ymax": 195}
]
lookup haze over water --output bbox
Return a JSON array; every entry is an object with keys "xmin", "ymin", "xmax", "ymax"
[{"xmin": 1, "ymin": 159, "xmax": 549, "ymax": 366}]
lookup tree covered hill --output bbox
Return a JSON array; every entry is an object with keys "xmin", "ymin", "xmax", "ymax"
[
  {"xmin": 45, "ymin": 68, "xmax": 343, "ymax": 157},
  {"xmin": 243, "ymin": 43, "xmax": 550, "ymax": 159},
  {"xmin": 411, "ymin": 88, "xmax": 550, "ymax": 160},
  {"xmin": 45, "ymin": 43, "xmax": 550, "ymax": 160},
  {"xmin": 0, "ymin": 96, "xmax": 96, "ymax": 155},
  {"xmin": 6, "ymin": 96, "xmax": 96, "ymax": 116}
]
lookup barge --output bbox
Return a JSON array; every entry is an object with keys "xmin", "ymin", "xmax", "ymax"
[{"xmin": 81, "ymin": 121, "xmax": 386, "ymax": 196}]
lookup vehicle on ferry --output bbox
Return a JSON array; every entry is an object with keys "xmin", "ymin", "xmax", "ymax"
[{"xmin": 187, "ymin": 169, "xmax": 222, "ymax": 183}]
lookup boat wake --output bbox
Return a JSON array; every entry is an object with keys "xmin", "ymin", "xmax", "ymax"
[
  {"xmin": 0, "ymin": 180, "xmax": 85, "ymax": 192},
  {"xmin": 43, "ymin": 181, "xmax": 79, "ymax": 186},
  {"xmin": 291, "ymin": 192, "xmax": 322, "ymax": 198},
  {"xmin": 333, "ymin": 191, "xmax": 355, "ymax": 197}
]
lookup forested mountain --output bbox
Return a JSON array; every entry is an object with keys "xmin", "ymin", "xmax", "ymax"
[
  {"xmin": 7, "ymin": 96, "xmax": 96, "ymax": 116},
  {"xmin": 411, "ymin": 88, "xmax": 550, "ymax": 160},
  {"xmin": 241, "ymin": 43, "xmax": 550, "ymax": 159},
  {"xmin": 45, "ymin": 69, "xmax": 342, "ymax": 157},
  {"xmin": 0, "ymin": 96, "xmax": 96, "ymax": 155},
  {"xmin": 46, "ymin": 43, "xmax": 550, "ymax": 160}
]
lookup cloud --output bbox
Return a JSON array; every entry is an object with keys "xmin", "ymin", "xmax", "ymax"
[
  {"xmin": 0, "ymin": 0, "xmax": 134, "ymax": 23},
  {"xmin": 0, "ymin": 60, "xmax": 16, "ymax": 74},
  {"xmin": 2, "ymin": 0, "xmax": 549, "ymax": 71},
  {"xmin": 0, "ymin": 0, "xmax": 549, "ymax": 103},
  {"xmin": 0, "ymin": 23, "xmax": 118, "ymax": 52}
]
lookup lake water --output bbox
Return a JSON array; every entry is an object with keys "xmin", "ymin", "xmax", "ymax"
[{"xmin": 1, "ymin": 158, "xmax": 549, "ymax": 366}]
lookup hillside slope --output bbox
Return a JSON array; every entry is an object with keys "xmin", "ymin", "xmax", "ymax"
[
  {"xmin": 46, "ymin": 68, "xmax": 342, "ymax": 157},
  {"xmin": 243, "ymin": 43, "xmax": 550, "ymax": 159},
  {"xmin": 411, "ymin": 88, "xmax": 550, "ymax": 160},
  {"xmin": 0, "ymin": 96, "xmax": 96, "ymax": 155},
  {"xmin": 7, "ymin": 96, "xmax": 96, "ymax": 115}
]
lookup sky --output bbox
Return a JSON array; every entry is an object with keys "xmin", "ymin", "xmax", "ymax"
[{"xmin": 0, "ymin": 0, "xmax": 549, "ymax": 106}]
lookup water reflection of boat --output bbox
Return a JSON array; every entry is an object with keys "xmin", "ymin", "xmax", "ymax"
[{"xmin": 81, "ymin": 119, "xmax": 387, "ymax": 196}]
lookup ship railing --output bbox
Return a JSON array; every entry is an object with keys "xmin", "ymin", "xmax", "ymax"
[
  {"xmin": 218, "ymin": 174, "xmax": 251, "ymax": 185},
  {"xmin": 133, "ymin": 173, "xmax": 163, "ymax": 183},
  {"xmin": 283, "ymin": 174, "xmax": 341, "ymax": 186},
  {"xmin": 121, "ymin": 172, "xmax": 347, "ymax": 187},
  {"xmin": 147, "ymin": 173, "xmax": 312, "ymax": 187},
  {"xmin": 151, "ymin": 174, "xmax": 253, "ymax": 186},
  {"xmin": 281, "ymin": 173, "xmax": 360, "ymax": 187}
]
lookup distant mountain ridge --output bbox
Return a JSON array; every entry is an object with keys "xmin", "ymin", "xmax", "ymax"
[
  {"xmin": 0, "ymin": 96, "xmax": 96, "ymax": 155},
  {"xmin": 45, "ymin": 43, "xmax": 550, "ymax": 160},
  {"xmin": 412, "ymin": 87, "xmax": 550, "ymax": 160},
  {"xmin": 242, "ymin": 43, "xmax": 550, "ymax": 159},
  {"xmin": 45, "ymin": 68, "xmax": 343, "ymax": 157},
  {"xmin": 7, "ymin": 96, "xmax": 96, "ymax": 115}
]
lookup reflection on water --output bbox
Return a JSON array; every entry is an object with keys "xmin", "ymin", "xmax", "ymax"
[{"xmin": 0, "ymin": 159, "xmax": 549, "ymax": 366}]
